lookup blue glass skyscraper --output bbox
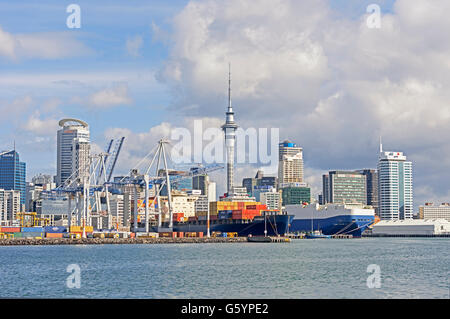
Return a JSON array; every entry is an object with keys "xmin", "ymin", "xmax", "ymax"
[{"xmin": 0, "ymin": 150, "xmax": 26, "ymax": 206}]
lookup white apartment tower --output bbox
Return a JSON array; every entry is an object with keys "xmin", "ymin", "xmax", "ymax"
[
  {"xmin": 278, "ymin": 140, "xmax": 304, "ymax": 185},
  {"xmin": 0, "ymin": 189, "xmax": 20, "ymax": 224},
  {"xmin": 56, "ymin": 119, "xmax": 90, "ymax": 186},
  {"xmin": 377, "ymin": 145, "xmax": 413, "ymax": 220}
]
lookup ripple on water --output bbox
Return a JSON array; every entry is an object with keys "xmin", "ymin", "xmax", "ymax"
[{"xmin": 0, "ymin": 238, "xmax": 448, "ymax": 298}]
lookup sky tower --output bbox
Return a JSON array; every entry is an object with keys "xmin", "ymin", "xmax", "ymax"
[{"xmin": 221, "ymin": 64, "xmax": 238, "ymax": 195}]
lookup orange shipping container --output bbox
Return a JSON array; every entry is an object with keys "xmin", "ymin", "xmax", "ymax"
[
  {"xmin": 46, "ymin": 233, "xmax": 63, "ymax": 238},
  {"xmin": 197, "ymin": 232, "xmax": 204, "ymax": 238}
]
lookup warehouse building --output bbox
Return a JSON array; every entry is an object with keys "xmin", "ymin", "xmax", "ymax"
[{"xmin": 372, "ymin": 219, "xmax": 450, "ymax": 236}]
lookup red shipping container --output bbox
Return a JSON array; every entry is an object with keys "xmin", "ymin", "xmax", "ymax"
[
  {"xmin": 177, "ymin": 232, "xmax": 184, "ymax": 238},
  {"xmin": 1, "ymin": 227, "xmax": 21, "ymax": 233}
]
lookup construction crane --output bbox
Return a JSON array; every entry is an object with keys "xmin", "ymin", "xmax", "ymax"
[
  {"xmin": 110, "ymin": 139, "xmax": 223, "ymax": 234},
  {"xmin": 40, "ymin": 137, "xmax": 125, "ymax": 237}
]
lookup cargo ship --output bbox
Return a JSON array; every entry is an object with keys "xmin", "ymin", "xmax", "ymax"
[
  {"xmin": 286, "ymin": 203, "xmax": 375, "ymax": 237},
  {"xmin": 171, "ymin": 212, "xmax": 293, "ymax": 237}
]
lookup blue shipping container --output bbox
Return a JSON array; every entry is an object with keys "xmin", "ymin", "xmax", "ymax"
[
  {"xmin": 22, "ymin": 232, "xmax": 44, "ymax": 238},
  {"xmin": 44, "ymin": 226, "xmax": 67, "ymax": 233},
  {"xmin": 21, "ymin": 227, "xmax": 44, "ymax": 233}
]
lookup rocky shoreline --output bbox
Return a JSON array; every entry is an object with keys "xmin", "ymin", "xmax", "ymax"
[{"xmin": 0, "ymin": 237, "xmax": 248, "ymax": 246}]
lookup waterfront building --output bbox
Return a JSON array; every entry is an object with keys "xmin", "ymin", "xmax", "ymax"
[
  {"xmin": 357, "ymin": 169, "xmax": 379, "ymax": 214},
  {"xmin": 31, "ymin": 174, "xmax": 55, "ymax": 189},
  {"xmin": 281, "ymin": 186, "xmax": 311, "ymax": 206},
  {"xmin": 322, "ymin": 171, "xmax": 367, "ymax": 205},
  {"xmin": 25, "ymin": 183, "xmax": 43, "ymax": 212},
  {"xmin": 378, "ymin": 150, "xmax": 413, "ymax": 220},
  {"xmin": 0, "ymin": 150, "xmax": 26, "ymax": 208},
  {"xmin": 56, "ymin": 118, "xmax": 90, "ymax": 186},
  {"xmin": 109, "ymin": 194, "xmax": 127, "ymax": 228},
  {"xmin": 318, "ymin": 194, "xmax": 324, "ymax": 205},
  {"xmin": 419, "ymin": 203, "xmax": 450, "ymax": 221},
  {"xmin": 278, "ymin": 140, "xmax": 304, "ymax": 185},
  {"xmin": 259, "ymin": 188, "xmax": 282, "ymax": 211},
  {"xmin": 193, "ymin": 174, "xmax": 209, "ymax": 196},
  {"xmin": 0, "ymin": 189, "xmax": 20, "ymax": 225},
  {"xmin": 160, "ymin": 192, "xmax": 198, "ymax": 220},
  {"xmin": 252, "ymin": 185, "xmax": 274, "ymax": 202},
  {"xmin": 242, "ymin": 170, "xmax": 277, "ymax": 196},
  {"xmin": 372, "ymin": 219, "xmax": 450, "ymax": 235}
]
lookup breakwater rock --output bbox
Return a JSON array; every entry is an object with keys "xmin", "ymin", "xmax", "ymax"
[{"xmin": 0, "ymin": 237, "xmax": 247, "ymax": 246}]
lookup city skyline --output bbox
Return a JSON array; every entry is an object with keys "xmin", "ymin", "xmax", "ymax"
[{"xmin": 0, "ymin": 0, "xmax": 449, "ymax": 210}]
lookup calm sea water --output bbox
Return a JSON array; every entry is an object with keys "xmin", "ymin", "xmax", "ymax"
[{"xmin": 0, "ymin": 238, "xmax": 448, "ymax": 299}]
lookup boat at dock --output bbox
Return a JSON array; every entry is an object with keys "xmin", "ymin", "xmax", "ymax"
[
  {"xmin": 305, "ymin": 230, "xmax": 331, "ymax": 239},
  {"xmin": 171, "ymin": 212, "xmax": 294, "ymax": 237},
  {"xmin": 286, "ymin": 203, "xmax": 375, "ymax": 238}
]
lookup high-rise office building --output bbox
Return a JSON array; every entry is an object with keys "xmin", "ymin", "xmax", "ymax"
[
  {"xmin": 193, "ymin": 174, "xmax": 210, "ymax": 196},
  {"xmin": 56, "ymin": 118, "xmax": 90, "ymax": 186},
  {"xmin": 378, "ymin": 150, "xmax": 413, "ymax": 220},
  {"xmin": 357, "ymin": 169, "xmax": 379, "ymax": 214},
  {"xmin": 242, "ymin": 170, "xmax": 277, "ymax": 196},
  {"xmin": 278, "ymin": 140, "xmax": 304, "ymax": 185},
  {"xmin": 0, "ymin": 150, "xmax": 26, "ymax": 207},
  {"xmin": 322, "ymin": 171, "xmax": 367, "ymax": 204},
  {"xmin": 281, "ymin": 186, "xmax": 311, "ymax": 206}
]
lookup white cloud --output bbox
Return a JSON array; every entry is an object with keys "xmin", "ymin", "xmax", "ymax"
[
  {"xmin": 22, "ymin": 112, "xmax": 60, "ymax": 136},
  {"xmin": 88, "ymin": 83, "xmax": 133, "ymax": 108},
  {"xmin": 155, "ymin": 0, "xmax": 450, "ymax": 207},
  {"xmin": 0, "ymin": 26, "xmax": 17, "ymax": 59},
  {"xmin": 126, "ymin": 35, "xmax": 143, "ymax": 57},
  {"xmin": 0, "ymin": 95, "xmax": 34, "ymax": 123},
  {"xmin": 0, "ymin": 26, "xmax": 93, "ymax": 60},
  {"xmin": 103, "ymin": 122, "xmax": 175, "ymax": 176}
]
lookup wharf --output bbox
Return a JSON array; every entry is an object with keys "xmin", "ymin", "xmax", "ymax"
[
  {"xmin": 247, "ymin": 236, "xmax": 291, "ymax": 243},
  {"xmin": 362, "ymin": 233, "xmax": 450, "ymax": 238},
  {"xmin": 0, "ymin": 237, "xmax": 247, "ymax": 246}
]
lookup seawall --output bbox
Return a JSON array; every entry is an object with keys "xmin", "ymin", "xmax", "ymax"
[{"xmin": 0, "ymin": 237, "xmax": 247, "ymax": 246}]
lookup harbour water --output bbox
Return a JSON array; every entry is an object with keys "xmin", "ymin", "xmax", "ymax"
[{"xmin": 0, "ymin": 238, "xmax": 448, "ymax": 299}]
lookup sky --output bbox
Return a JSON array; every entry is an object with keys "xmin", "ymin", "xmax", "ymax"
[{"xmin": 0, "ymin": 0, "xmax": 449, "ymax": 210}]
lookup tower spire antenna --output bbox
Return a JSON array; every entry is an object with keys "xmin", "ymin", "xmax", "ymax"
[
  {"xmin": 222, "ymin": 63, "xmax": 238, "ymax": 196},
  {"xmin": 379, "ymin": 136, "xmax": 383, "ymax": 153},
  {"xmin": 228, "ymin": 62, "xmax": 232, "ymax": 111}
]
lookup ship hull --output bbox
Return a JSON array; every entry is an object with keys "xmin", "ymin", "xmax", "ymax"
[
  {"xmin": 172, "ymin": 214, "xmax": 293, "ymax": 237},
  {"xmin": 289, "ymin": 215, "xmax": 374, "ymax": 237}
]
